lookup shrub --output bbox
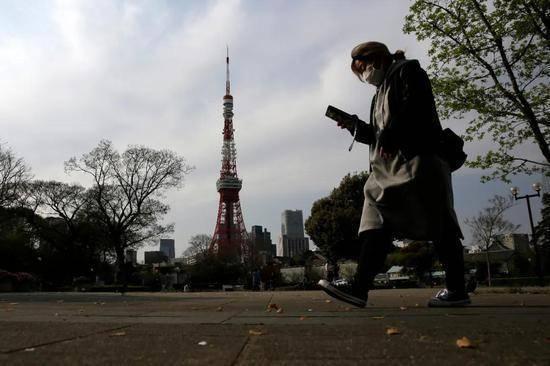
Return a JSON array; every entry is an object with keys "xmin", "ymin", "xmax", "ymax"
[
  {"xmin": 14, "ymin": 272, "xmax": 37, "ymax": 291},
  {"xmin": 0, "ymin": 269, "xmax": 15, "ymax": 282}
]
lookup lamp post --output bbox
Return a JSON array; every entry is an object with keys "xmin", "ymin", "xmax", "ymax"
[{"xmin": 511, "ymin": 183, "xmax": 542, "ymax": 284}]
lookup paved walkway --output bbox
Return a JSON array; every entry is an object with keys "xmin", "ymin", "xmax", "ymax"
[{"xmin": 1, "ymin": 289, "xmax": 550, "ymax": 365}]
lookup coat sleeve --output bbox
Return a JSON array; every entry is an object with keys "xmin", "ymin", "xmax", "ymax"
[
  {"xmin": 344, "ymin": 98, "xmax": 375, "ymax": 145},
  {"xmin": 384, "ymin": 61, "xmax": 442, "ymax": 158},
  {"xmin": 353, "ymin": 119, "xmax": 375, "ymax": 145}
]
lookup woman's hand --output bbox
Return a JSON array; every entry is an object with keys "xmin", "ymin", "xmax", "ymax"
[{"xmin": 337, "ymin": 115, "xmax": 358, "ymax": 132}]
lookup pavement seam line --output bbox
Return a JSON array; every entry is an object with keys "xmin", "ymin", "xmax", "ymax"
[
  {"xmin": 230, "ymin": 334, "xmax": 251, "ymax": 366},
  {"xmin": 3, "ymin": 324, "xmax": 134, "ymax": 354}
]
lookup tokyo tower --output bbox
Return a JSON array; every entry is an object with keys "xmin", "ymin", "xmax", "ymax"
[{"xmin": 210, "ymin": 49, "xmax": 249, "ymax": 262}]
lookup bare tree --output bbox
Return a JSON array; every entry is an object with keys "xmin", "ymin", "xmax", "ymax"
[
  {"xmin": 29, "ymin": 181, "xmax": 88, "ymax": 230},
  {"xmin": 65, "ymin": 140, "xmax": 194, "ymax": 289},
  {"xmin": 0, "ymin": 144, "xmax": 32, "ymax": 208},
  {"xmin": 183, "ymin": 234, "xmax": 212, "ymax": 260},
  {"xmin": 465, "ymin": 195, "xmax": 520, "ymax": 285}
]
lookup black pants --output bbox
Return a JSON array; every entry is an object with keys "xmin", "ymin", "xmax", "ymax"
[{"xmin": 354, "ymin": 229, "xmax": 466, "ymax": 295}]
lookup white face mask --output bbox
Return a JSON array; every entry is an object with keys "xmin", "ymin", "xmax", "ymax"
[{"xmin": 361, "ymin": 65, "xmax": 385, "ymax": 86}]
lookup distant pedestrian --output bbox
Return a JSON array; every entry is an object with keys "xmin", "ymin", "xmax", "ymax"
[
  {"xmin": 319, "ymin": 41, "xmax": 469, "ymax": 308},
  {"xmin": 252, "ymin": 269, "xmax": 261, "ymax": 291},
  {"xmin": 325, "ymin": 261, "xmax": 339, "ymax": 282}
]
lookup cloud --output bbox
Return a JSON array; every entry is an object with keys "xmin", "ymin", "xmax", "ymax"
[{"xmin": 0, "ymin": 0, "xmax": 543, "ymax": 258}]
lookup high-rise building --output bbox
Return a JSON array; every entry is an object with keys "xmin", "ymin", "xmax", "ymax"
[
  {"xmin": 281, "ymin": 210, "xmax": 305, "ymax": 238},
  {"xmin": 278, "ymin": 210, "xmax": 309, "ymax": 258},
  {"xmin": 160, "ymin": 239, "xmax": 175, "ymax": 260},
  {"xmin": 250, "ymin": 225, "xmax": 275, "ymax": 264}
]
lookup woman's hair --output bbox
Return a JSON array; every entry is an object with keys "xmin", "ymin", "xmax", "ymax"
[
  {"xmin": 392, "ymin": 49, "xmax": 406, "ymax": 61},
  {"xmin": 350, "ymin": 41, "xmax": 406, "ymax": 78}
]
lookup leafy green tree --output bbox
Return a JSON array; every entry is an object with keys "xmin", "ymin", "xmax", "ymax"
[
  {"xmin": 465, "ymin": 195, "xmax": 520, "ymax": 285},
  {"xmin": 305, "ymin": 172, "xmax": 369, "ymax": 263},
  {"xmin": 20, "ymin": 180, "xmax": 113, "ymax": 287},
  {"xmin": 404, "ymin": 0, "xmax": 549, "ymax": 182},
  {"xmin": 0, "ymin": 207, "xmax": 39, "ymax": 273},
  {"xmin": 188, "ymin": 253, "xmax": 246, "ymax": 287}
]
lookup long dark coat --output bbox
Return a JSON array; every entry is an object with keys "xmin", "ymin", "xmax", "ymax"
[{"xmin": 353, "ymin": 59, "xmax": 463, "ymax": 241}]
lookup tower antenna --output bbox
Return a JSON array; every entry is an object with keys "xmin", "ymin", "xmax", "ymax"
[{"xmin": 226, "ymin": 45, "xmax": 230, "ymax": 95}]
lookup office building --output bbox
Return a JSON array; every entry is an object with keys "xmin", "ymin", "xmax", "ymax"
[
  {"xmin": 281, "ymin": 210, "xmax": 305, "ymax": 238},
  {"xmin": 160, "ymin": 239, "xmax": 175, "ymax": 260},
  {"xmin": 250, "ymin": 225, "xmax": 276, "ymax": 264},
  {"xmin": 278, "ymin": 210, "xmax": 309, "ymax": 258}
]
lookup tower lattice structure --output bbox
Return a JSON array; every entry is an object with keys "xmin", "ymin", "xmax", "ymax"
[{"xmin": 210, "ymin": 50, "xmax": 249, "ymax": 262}]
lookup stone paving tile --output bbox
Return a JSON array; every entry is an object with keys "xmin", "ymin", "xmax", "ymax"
[
  {"xmin": 1, "ymin": 324, "xmax": 248, "ymax": 366},
  {"xmin": 0, "ymin": 322, "xmax": 127, "ymax": 353},
  {"xmin": 0, "ymin": 290, "xmax": 549, "ymax": 365}
]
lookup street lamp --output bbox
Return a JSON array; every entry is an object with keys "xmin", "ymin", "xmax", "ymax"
[{"xmin": 510, "ymin": 182, "xmax": 543, "ymax": 284}]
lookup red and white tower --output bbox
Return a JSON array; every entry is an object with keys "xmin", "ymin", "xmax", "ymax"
[{"xmin": 210, "ymin": 49, "xmax": 249, "ymax": 262}]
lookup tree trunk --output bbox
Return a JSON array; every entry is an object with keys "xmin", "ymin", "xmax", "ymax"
[
  {"xmin": 485, "ymin": 250, "xmax": 492, "ymax": 287},
  {"xmin": 115, "ymin": 246, "xmax": 127, "ymax": 294}
]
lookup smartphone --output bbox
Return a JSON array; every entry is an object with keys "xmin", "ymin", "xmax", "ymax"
[{"xmin": 325, "ymin": 105, "xmax": 353, "ymax": 127}]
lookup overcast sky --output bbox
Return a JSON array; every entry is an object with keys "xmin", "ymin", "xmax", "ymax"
[{"xmin": 1, "ymin": 0, "xmax": 544, "ymax": 260}]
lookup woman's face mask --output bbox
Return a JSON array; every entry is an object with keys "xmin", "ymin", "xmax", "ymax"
[{"xmin": 361, "ymin": 64, "xmax": 385, "ymax": 87}]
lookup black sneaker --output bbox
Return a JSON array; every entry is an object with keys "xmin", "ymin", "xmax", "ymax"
[
  {"xmin": 318, "ymin": 279, "xmax": 367, "ymax": 308},
  {"xmin": 428, "ymin": 288, "xmax": 471, "ymax": 307}
]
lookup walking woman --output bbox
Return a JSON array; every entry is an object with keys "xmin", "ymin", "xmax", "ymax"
[{"xmin": 318, "ymin": 41, "xmax": 470, "ymax": 307}]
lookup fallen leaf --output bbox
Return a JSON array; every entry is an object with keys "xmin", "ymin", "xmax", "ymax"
[
  {"xmin": 386, "ymin": 327, "xmax": 400, "ymax": 335},
  {"xmin": 24, "ymin": 348, "xmax": 35, "ymax": 352},
  {"xmin": 248, "ymin": 329, "xmax": 265, "ymax": 336},
  {"xmin": 415, "ymin": 303, "xmax": 420, "ymax": 307},
  {"xmin": 307, "ymin": 308, "xmax": 313, "ymax": 312},
  {"xmin": 100, "ymin": 302, "xmax": 106, "ymax": 306},
  {"xmin": 9, "ymin": 302, "xmax": 18, "ymax": 305},
  {"xmin": 198, "ymin": 341, "xmax": 208, "ymax": 346},
  {"xmin": 456, "ymin": 337, "xmax": 475, "ymax": 349},
  {"xmin": 371, "ymin": 316, "xmax": 385, "ymax": 320},
  {"xmin": 110, "ymin": 331, "xmax": 126, "ymax": 337},
  {"xmin": 276, "ymin": 308, "xmax": 284, "ymax": 314},
  {"xmin": 216, "ymin": 306, "xmax": 223, "ymax": 312},
  {"xmin": 325, "ymin": 299, "xmax": 332, "ymax": 303},
  {"xmin": 299, "ymin": 316, "xmax": 307, "ymax": 321},
  {"xmin": 400, "ymin": 306, "xmax": 407, "ymax": 311},
  {"xmin": 267, "ymin": 303, "xmax": 279, "ymax": 310},
  {"xmin": 265, "ymin": 308, "xmax": 272, "ymax": 313}
]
